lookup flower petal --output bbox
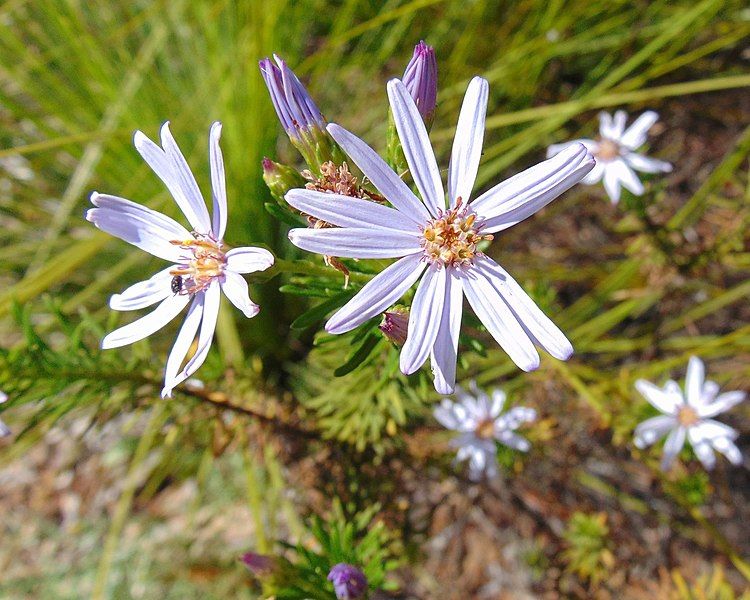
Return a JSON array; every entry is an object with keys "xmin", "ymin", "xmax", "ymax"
[
  {"xmin": 400, "ymin": 265, "xmax": 446, "ymax": 374},
  {"xmin": 582, "ymin": 160, "xmax": 605, "ymax": 184},
  {"xmin": 711, "ymin": 436, "xmax": 743, "ymax": 466},
  {"xmin": 689, "ymin": 419, "xmax": 739, "ymax": 443},
  {"xmin": 288, "ymin": 227, "xmax": 420, "ymax": 259},
  {"xmin": 430, "ymin": 268, "xmax": 464, "ymax": 394},
  {"xmin": 161, "ymin": 294, "xmax": 204, "ymax": 398},
  {"xmin": 225, "ymin": 247, "xmax": 275, "ymax": 274},
  {"xmin": 109, "ymin": 266, "xmax": 174, "ymax": 311},
  {"xmin": 690, "ymin": 439, "xmax": 716, "ymax": 470},
  {"xmin": 472, "ymin": 143, "xmax": 594, "ymax": 233},
  {"xmin": 602, "ymin": 163, "xmax": 623, "ymax": 203},
  {"xmin": 475, "ymin": 256, "xmax": 573, "ymax": 360},
  {"xmin": 326, "ymin": 123, "xmax": 430, "ymax": 224},
  {"xmin": 685, "ymin": 356, "xmax": 705, "ymax": 407},
  {"xmin": 697, "ymin": 391, "xmax": 746, "ymax": 418},
  {"xmin": 634, "ymin": 414, "xmax": 675, "ymax": 448},
  {"xmin": 490, "ymin": 389, "xmax": 506, "ymax": 418},
  {"xmin": 660, "ymin": 426, "xmax": 686, "ymax": 470},
  {"xmin": 133, "ymin": 126, "xmax": 209, "ymax": 233},
  {"xmin": 101, "ymin": 293, "xmax": 190, "ymax": 349},
  {"xmin": 547, "ymin": 139, "xmax": 597, "ymax": 158},
  {"xmin": 620, "ymin": 111, "xmax": 658, "ymax": 149},
  {"xmin": 326, "ymin": 253, "xmax": 426, "ymax": 334},
  {"xmin": 387, "ymin": 79, "xmax": 445, "ymax": 216},
  {"xmin": 461, "ymin": 269, "xmax": 539, "ymax": 371},
  {"xmin": 635, "ymin": 379, "xmax": 681, "ymax": 414},
  {"xmin": 209, "ymin": 122, "xmax": 227, "ymax": 239},
  {"xmin": 599, "ymin": 110, "xmax": 627, "ymax": 140},
  {"xmin": 221, "ymin": 271, "xmax": 260, "ymax": 318},
  {"xmin": 496, "ymin": 430, "xmax": 531, "ymax": 452},
  {"xmin": 285, "ymin": 189, "xmax": 416, "ymax": 233},
  {"xmin": 610, "ymin": 159, "xmax": 644, "ymax": 195},
  {"xmin": 447, "ymin": 77, "xmax": 488, "ymax": 207},
  {"xmin": 624, "ymin": 152, "xmax": 672, "ymax": 174},
  {"xmin": 87, "ymin": 192, "xmax": 190, "ymax": 262}
]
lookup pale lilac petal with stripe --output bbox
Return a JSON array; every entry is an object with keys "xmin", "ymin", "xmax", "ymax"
[
  {"xmin": 634, "ymin": 415, "xmax": 675, "ymax": 448},
  {"xmin": 660, "ymin": 426, "xmax": 687, "ymax": 470},
  {"xmin": 87, "ymin": 193, "xmax": 189, "ymax": 263},
  {"xmin": 225, "ymin": 247, "xmax": 275, "ymax": 274},
  {"xmin": 288, "ymin": 227, "xmax": 421, "ymax": 259},
  {"xmin": 547, "ymin": 139, "xmax": 597, "ymax": 158},
  {"xmin": 109, "ymin": 266, "xmax": 174, "ymax": 311},
  {"xmin": 326, "ymin": 253, "xmax": 426, "ymax": 334},
  {"xmin": 162, "ymin": 294, "xmax": 204, "ymax": 397},
  {"xmin": 430, "ymin": 269, "xmax": 464, "ymax": 394},
  {"xmin": 387, "ymin": 79, "xmax": 445, "ymax": 216},
  {"xmin": 101, "ymin": 293, "xmax": 190, "ymax": 349},
  {"xmin": 221, "ymin": 271, "xmax": 260, "ymax": 318},
  {"xmin": 326, "ymin": 123, "xmax": 430, "ymax": 224},
  {"xmin": 209, "ymin": 122, "xmax": 227, "ymax": 239},
  {"xmin": 285, "ymin": 189, "xmax": 417, "ymax": 233},
  {"xmin": 447, "ymin": 77, "xmax": 488, "ymax": 207},
  {"xmin": 400, "ymin": 266, "xmax": 447, "ymax": 374}
]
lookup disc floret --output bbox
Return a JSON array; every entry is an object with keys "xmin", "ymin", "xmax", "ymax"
[
  {"xmin": 420, "ymin": 198, "xmax": 492, "ymax": 268},
  {"xmin": 169, "ymin": 233, "xmax": 227, "ymax": 295}
]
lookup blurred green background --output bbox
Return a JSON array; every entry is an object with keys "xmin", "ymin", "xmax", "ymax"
[{"xmin": 0, "ymin": 0, "xmax": 749, "ymax": 597}]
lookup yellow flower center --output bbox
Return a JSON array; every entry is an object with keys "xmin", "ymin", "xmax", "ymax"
[
  {"xmin": 476, "ymin": 419, "xmax": 495, "ymax": 440},
  {"xmin": 169, "ymin": 234, "xmax": 226, "ymax": 295},
  {"xmin": 676, "ymin": 405, "xmax": 699, "ymax": 427},
  {"xmin": 420, "ymin": 198, "xmax": 492, "ymax": 268},
  {"xmin": 595, "ymin": 138, "xmax": 621, "ymax": 161}
]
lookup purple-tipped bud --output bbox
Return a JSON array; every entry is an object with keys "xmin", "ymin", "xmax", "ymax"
[
  {"xmin": 327, "ymin": 563, "xmax": 367, "ymax": 600},
  {"xmin": 262, "ymin": 157, "xmax": 306, "ymax": 203},
  {"xmin": 259, "ymin": 55, "xmax": 326, "ymax": 140},
  {"xmin": 241, "ymin": 552, "xmax": 275, "ymax": 576},
  {"xmin": 379, "ymin": 309, "xmax": 409, "ymax": 345},
  {"xmin": 402, "ymin": 41, "xmax": 437, "ymax": 126}
]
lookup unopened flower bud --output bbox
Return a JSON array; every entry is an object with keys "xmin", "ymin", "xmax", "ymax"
[
  {"xmin": 402, "ymin": 41, "xmax": 437, "ymax": 127},
  {"xmin": 327, "ymin": 563, "xmax": 367, "ymax": 600},
  {"xmin": 380, "ymin": 309, "xmax": 409, "ymax": 345},
  {"xmin": 262, "ymin": 157, "xmax": 305, "ymax": 203},
  {"xmin": 240, "ymin": 552, "xmax": 275, "ymax": 577}
]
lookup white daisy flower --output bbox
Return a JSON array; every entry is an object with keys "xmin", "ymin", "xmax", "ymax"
[
  {"xmin": 285, "ymin": 76, "xmax": 595, "ymax": 394},
  {"xmin": 86, "ymin": 122, "xmax": 274, "ymax": 397},
  {"xmin": 547, "ymin": 109, "xmax": 672, "ymax": 204},
  {"xmin": 0, "ymin": 391, "xmax": 10, "ymax": 438},
  {"xmin": 434, "ymin": 382, "xmax": 536, "ymax": 480},
  {"xmin": 634, "ymin": 356, "xmax": 745, "ymax": 471}
]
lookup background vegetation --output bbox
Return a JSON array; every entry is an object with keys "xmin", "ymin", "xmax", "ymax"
[{"xmin": 0, "ymin": 0, "xmax": 748, "ymax": 597}]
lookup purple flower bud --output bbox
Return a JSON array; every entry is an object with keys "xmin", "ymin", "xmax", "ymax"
[
  {"xmin": 402, "ymin": 41, "xmax": 437, "ymax": 126},
  {"xmin": 259, "ymin": 54, "xmax": 326, "ymax": 141},
  {"xmin": 379, "ymin": 309, "xmax": 409, "ymax": 345},
  {"xmin": 240, "ymin": 552, "xmax": 275, "ymax": 576},
  {"xmin": 327, "ymin": 563, "xmax": 367, "ymax": 600}
]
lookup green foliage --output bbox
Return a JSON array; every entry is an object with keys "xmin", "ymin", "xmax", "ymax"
[
  {"xmin": 664, "ymin": 471, "xmax": 712, "ymax": 509},
  {"xmin": 561, "ymin": 512, "xmax": 615, "ymax": 586},
  {"xmin": 670, "ymin": 564, "xmax": 750, "ymax": 600}
]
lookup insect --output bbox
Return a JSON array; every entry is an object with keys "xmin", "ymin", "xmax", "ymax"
[{"xmin": 170, "ymin": 275, "xmax": 183, "ymax": 294}]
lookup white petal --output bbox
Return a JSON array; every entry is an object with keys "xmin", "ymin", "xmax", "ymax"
[
  {"xmin": 462, "ymin": 269, "xmax": 539, "ymax": 371},
  {"xmin": 87, "ymin": 192, "xmax": 190, "ymax": 263},
  {"xmin": 660, "ymin": 426, "xmax": 686, "ymax": 470},
  {"xmin": 221, "ymin": 271, "xmax": 259, "ymax": 318},
  {"xmin": 158, "ymin": 122, "xmax": 211, "ymax": 232},
  {"xmin": 547, "ymin": 139, "xmax": 597, "ymax": 158},
  {"xmin": 634, "ymin": 415, "xmax": 675, "ymax": 448},
  {"xmin": 701, "ymin": 380, "xmax": 720, "ymax": 404},
  {"xmin": 490, "ymin": 389, "xmax": 506, "ymax": 417},
  {"xmin": 624, "ymin": 152, "xmax": 672, "ymax": 174},
  {"xmin": 209, "ymin": 122, "xmax": 227, "ymax": 239},
  {"xmin": 689, "ymin": 419, "xmax": 739, "ymax": 443},
  {"xmin": 582, "ymin": 161, "xmax": 605, "ymax": 184},
  {"xmin": 101, "ymin": 293, "xmax": 190, "ymax": 349},
  {"xmin": 387, "ymin": 79, "xmax": 445, "ymax": 216},
  {"xmin": 691, "ymin": 440, "xmax": 716, "ymax": 470},
  {"xmin": 611, "ymin": 159, "xmax": 644, "ymax": 195},
  {"xmin": 602, "ymin": 164, "xmax": 623, "ymax": 203},
  {"xmin": 163, "ymin": 281, "xmax": 220, "ymax": 396},
  {"xmin": 604, "ymin": 110, "xmax": 627, "ymax": 140},
  {"xmin": 620, "ymin": 111, "xmax": 658, "ymax": 149},
  {"xmin": 685, "ymin": 356, "xmax": 705, "ymax": 407},
  {"xmin": 109, "ymin": 266, "xmax": 174, "ymax": 311},
  {"xmin": 475, "ymin": 257, "xmax": 572, "ymax": 360},
  {"xmin": 161, "ymin": 295, "xmax": 204, "ymax": 398},
  {"xmin": 697, "ymin": 391, "xmax": 746, "ymax": 418},
  {"xmin": 447, "ymin": 77, "xmax": 488, "ymax": 207},
  {"xmin": 225, "ymin": 247, "xmax": 274, "ymax": 274},
  {"xmin": 430, "ymin": 268, "xmax": 464, "ymax": 394},
  {"xmin": 288, "ymin": 227, "xmax": 420, "ymax": 259},
  {"xmin": 400, "ymin": 265, "xmax": 447, "ymax": 374},
  {"xmin": 284, "ymin": 189, "xmax": 416, "ymax": 233},
  {"xmin": 496, "ymin": 430, "xmax": 531, "ymax": 452},
  {"xmin": 503, "ymin": 406, "xmax": 536, "ymax": 428},
  {"xmin": 326, "ymin": 253, "xmax": 426, "ymax": 334},
  {"xmin": 635, "ymin": 380, "xmax": 681, "ymax": 414},
  {"xmin": 711, "ymin": 436, "xmax": 743, "ymax": 466},
  {"xmin": 434, "ymin": 399, "xmax": 463, "ymax": 431},
  {"xmin": 326, "ymin": 123, "xmax": 430, "ymax": 224},
  {"xmin": 472, "ymin": 143, "xmax": 594, "ymax": 233}
]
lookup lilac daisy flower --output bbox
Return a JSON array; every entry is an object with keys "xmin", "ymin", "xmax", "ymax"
[
  {"xmin": 547, "ymin": 109, "xmax": 672, "ymax": 204},
  {"xmin": 285, "ymin": 76, "xmax": 594, "ymax": 393},
  {"xmin": 434, "ymin": 382, "xmax": 536, "ymax": 480},
  {"xmin": 328, "ymin": 563, "xmax": 368, "ymax": 600},
  {"xmin": 634, "ymin": 356, "xmax": 745, "ymax": 471},
  {"xmin": 87, "ymin": 122, "xmax": 274, "ymax": 397},
  {"xmin": 402, "ymin": 40, "xmax": 437, "ymax": 126},
  {"xmin": 0, "ymin": 391, "xmax": 10, "ymax": 438}
]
